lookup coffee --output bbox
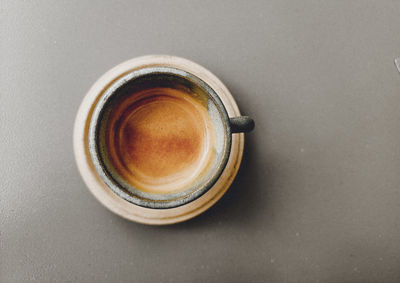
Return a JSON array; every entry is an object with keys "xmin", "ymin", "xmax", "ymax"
[{"xmin": 106, "ymin": 87, "xmax": 214, "ymax": 194}]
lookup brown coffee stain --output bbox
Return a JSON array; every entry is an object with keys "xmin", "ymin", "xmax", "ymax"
[{"xmin": 106, "ymin": 88, "xmax": 214, "ymax": 194}]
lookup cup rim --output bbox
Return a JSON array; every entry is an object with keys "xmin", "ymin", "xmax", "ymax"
[{"xmin": 88, "ymin": 66, "xmax": 232, "ymax": 209}]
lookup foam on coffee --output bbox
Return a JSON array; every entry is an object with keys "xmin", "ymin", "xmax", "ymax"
[{"xmin": 106, "ymin": 87, "xmax": 214, "ymax": 194}]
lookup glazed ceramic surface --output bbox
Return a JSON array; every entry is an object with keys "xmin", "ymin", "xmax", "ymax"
[{"xmin": 88, "ymin": 66, "xmax": 253, "ymax": 208}]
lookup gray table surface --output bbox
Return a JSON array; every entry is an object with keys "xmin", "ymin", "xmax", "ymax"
[{"xmin": 2, "ymin": 1, "xmax": 400, "ymax": 282}]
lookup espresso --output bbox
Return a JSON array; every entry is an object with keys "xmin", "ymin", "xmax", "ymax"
[{"xmin": 106, "ymin": 87, "xmax": 213, "ymax": 194}]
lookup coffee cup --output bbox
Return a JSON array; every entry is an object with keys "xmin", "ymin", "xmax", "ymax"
[{"xmin": 88, "ymin": 66, "xmax": 254, "ymax": 209}]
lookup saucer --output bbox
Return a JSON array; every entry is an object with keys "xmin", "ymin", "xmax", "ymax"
[{"xmin": 73, "ymin": 55, "xmax": 245, "ymax": 225}]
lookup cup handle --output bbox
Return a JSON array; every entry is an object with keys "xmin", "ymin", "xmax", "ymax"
[{"xmin": 229, "ymin": 116, "xmax": 255, "ymax": 133}]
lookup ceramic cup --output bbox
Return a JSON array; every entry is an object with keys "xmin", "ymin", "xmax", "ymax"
[{"xmin": 88, "ymin": 66, "xmax": 253, "ymax": 209}]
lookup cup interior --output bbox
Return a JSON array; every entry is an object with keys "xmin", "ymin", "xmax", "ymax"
[{"xmin": 89, "ymin": 67, "xmax": 232, "ymax": 208}]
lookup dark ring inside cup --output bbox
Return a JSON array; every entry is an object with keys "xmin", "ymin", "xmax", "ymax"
[{"xmin": 88, "ymin": 67, "xmax": 232, "ymax": 209}]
